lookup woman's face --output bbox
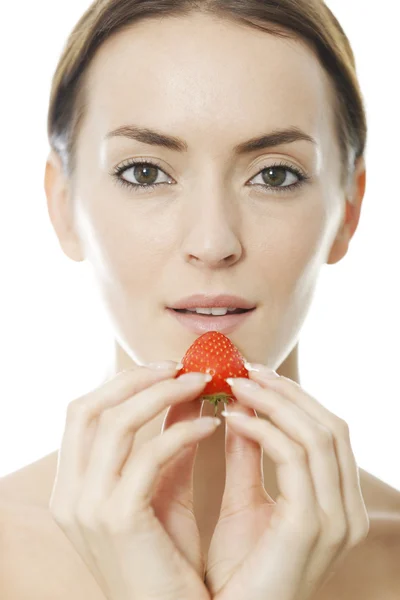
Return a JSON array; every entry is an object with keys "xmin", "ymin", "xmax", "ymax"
[{"xmin": 59, "ymin": 13, "xmax": 351, "ymax": 367}]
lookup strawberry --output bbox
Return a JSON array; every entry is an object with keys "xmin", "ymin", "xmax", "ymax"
[{"xmin": 175, "ymin": 331, "xmax": 249, "ymax": 416}]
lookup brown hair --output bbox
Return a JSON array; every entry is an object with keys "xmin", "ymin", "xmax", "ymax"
[{"xmin": 47, "ymin": 0, "xmax": 367, "ymax": 190}]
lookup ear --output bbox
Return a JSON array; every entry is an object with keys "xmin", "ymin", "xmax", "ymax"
[
  {"xmin": 44, "ymin": 150, "xmax": 85, "ymax": 262},
  {"xmin": 327, "ymin": 156, "xmax": 366, "ymax": 265}
]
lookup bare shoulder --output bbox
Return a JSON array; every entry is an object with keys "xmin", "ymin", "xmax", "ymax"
[
  {"xmin": 0, "ymin": 450, "xmax": 59, "ymax": 509},
  {"xmin": 0, "ymin": 458, "xmax": 399, "ymax": 599},
  {"xmin": 0, "ymin": 502, "xmax": 108, "ymax": 599},
  {"xmin": 314, "ymin": 470, "xmax": 400, "ymax": 600},
  {"xmin": 0, "ymin": 457, "xmax": 105, "ymax": 599},
  {"xmin": 315, "ymin": 513, "xmax": 400, "ymax": 600},
  {"xmin": 358, "ymin": 467, "xmax": 400, "ymax": 520}
]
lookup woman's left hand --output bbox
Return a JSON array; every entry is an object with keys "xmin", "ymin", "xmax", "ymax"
[{"xmin": 205, "ymin": 366, "xmax": 370, "ymax": 600}]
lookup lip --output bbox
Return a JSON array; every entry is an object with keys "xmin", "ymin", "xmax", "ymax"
[
  {"xmin": 166, "ymin": 307, "xmax": 256, "ymax": 334},
  {"xmin": 168, "ymin": 293, "xmax": 256, "ymax": 310}
]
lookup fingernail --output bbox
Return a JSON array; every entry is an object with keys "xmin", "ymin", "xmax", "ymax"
[
  {"xmin": 194, "ymin": 416, "xmax": 222, "ymax": 430},
  {"xmin": 178, "ymin": 372, "xmax": 212, "ymax": 384},
  {"xmin": 221, "ymin": 410, "xmax": 251, "ymax": 420},
  {"xmin": 244, "ymin": 362, "xmax": 280, "ymax": 378},
  {"xmin": 146, "ymin": 360, "xmax": 179, "ymax": 370},
  {"xmin": 225, "ymin": 377, "xmax": 261, "ymax": 389}
]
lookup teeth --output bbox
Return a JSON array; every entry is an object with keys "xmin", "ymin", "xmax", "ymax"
[{"xmin": 186, "ymin": 307, "xmax": 234, "ymax": 315}]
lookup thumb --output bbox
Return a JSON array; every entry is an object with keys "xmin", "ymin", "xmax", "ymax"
[
  {"xmin": 154, "ymin": 394, "xmax": 205, "ymax": 507},
  {"xmin": 221, "ymin": 404, "xmax": 267, "ymax": 512}
]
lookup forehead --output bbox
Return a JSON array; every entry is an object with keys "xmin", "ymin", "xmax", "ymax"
[{"xmin": 83, "ymin": 14, "xmax": 335, "ymax": 152}]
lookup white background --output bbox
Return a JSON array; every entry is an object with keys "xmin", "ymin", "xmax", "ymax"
[{"xmin": 0, "ymin": 1, "xmax": 399, "ymax": 493}]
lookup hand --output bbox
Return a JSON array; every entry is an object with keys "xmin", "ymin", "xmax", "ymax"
[
  {"xmin": 49, "ymin": 364, "xmax": 219, "ymax": 600},
  {"xmin": 205, "ymin": 367, "xmax": 370, "ymax": 600}
]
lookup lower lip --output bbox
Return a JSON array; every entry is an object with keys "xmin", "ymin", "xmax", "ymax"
[{"xmin": 166, "ymin": 308, "xmax": 255, "ymax": 334}]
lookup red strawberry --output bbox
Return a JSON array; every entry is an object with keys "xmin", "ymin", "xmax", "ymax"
[{"xmin": 175, "ymin": 331, "xmax": 249, "ymax": 416}]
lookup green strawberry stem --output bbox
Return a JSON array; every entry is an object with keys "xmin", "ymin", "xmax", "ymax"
[{"xmin": 200, "ymin": 393, "xmax": 234, "ymax": 417}]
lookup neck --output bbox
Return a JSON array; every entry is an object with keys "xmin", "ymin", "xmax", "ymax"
[{"xmin": 275, "ymin": 342, "xmax": 301, "ymax": 383}]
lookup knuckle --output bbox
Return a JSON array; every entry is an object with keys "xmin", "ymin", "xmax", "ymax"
[
  {"xmin": 321, "ymin": 509, "xmax": 347, "ymax": 544},
  {"xmin": 132, "ymin": 441, "xmax": 156, "ymax": 472},
  {"xmin": 287, "ymin": 442, "xmax": 307, "ymax": 463},
  {"xmin": 349, "ymin": 530, "xmax": 368, "ymax": 547},
  {"xmin": 98, "ymin": 405, "xmax": 136, "ymax": 432},
  {"xmin": 362, "ymin": 514, "xmax": 371, "ymax": 537},
  {"xmin": 351, "ymin": 516, "xmax": 370, "ymax": 546},
  {"xmin": 336, "ymin": 418, "xmax": 350, "ymax": 439},
  {"xmin": 268, "ymin": 404, "xmax": 282, "ymax": 423},
  {"xmin": 308, "ymin": 521, "xmax": 321, "ymax": 541},
  {"xmin": 326, "ymin": 523, "xmax": 347, "ymax": 548},
  {"xmin": 313, "ymin": 424, "xmax": 334, "ymax": 450},
  {"xmin": 66, "ymin": 397, "xmax": 89, "ymax": 420},
  {"xmin": 97, "ymin": 407, "xmax": 118, "ymax": 426}
]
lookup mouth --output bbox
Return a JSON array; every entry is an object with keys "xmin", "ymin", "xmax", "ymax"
[
  {"xmin": 166, "ymin": 307, "xmax": 256, "ymax": 334},
  {"xmin": 173, "ymin": 308, "xmax": 251, "ymax": 315}
]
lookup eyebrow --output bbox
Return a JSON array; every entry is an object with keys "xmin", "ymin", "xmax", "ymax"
[{"xmin": 105, "ymin": 124, "xmax": 316, "ymax": 155}]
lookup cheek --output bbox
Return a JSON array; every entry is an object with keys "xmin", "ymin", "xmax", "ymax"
[
  {"xmin": 79, "ymin": 205, "xmax": 162, "ymax": 293},
  {"xmin": 290, "ymin": 198, "xmax": 330, "ymax": 261},
  {"xmin": 257, "ymin": 203, "xmax": 325, "ymax": 273},
  {"xmin": 106, "ymin": 230, "xmax": 162, "ymax": 289},
  {"xmin": 261, "ymin": 209, "xmax": 328, "ymax": 317}
]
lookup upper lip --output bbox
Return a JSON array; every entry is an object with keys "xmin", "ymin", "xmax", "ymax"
[{"xmin": 168, "ymin": 294, "xmax": 257, "ymax": 310}]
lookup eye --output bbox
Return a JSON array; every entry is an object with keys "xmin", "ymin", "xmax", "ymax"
[
  {"xmin": 110, "ymin": 158, "xmax": 311, "ymax": 195},
  {"xmin": 112, "ymin": 159, "xmax": 172, "ymax": 191},
  {"xmin": 247, "ymin": 162, "xmax": 309, "ymax": 194},
  {"xmin": 251, "ymin": 166, "xmax": 297, "ymax": 187}
]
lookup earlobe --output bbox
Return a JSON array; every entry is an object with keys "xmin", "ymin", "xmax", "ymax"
[
  {"xmin": 44, "ymin": 150, "xmax": 85, "ymax": 262},
  {"xmin": 326, "ymin": 213, "xmax": 351, "ymax": 265},
  {"xmin": 326, "ymin": 157, "xmax": 366, "ymax": 266}
]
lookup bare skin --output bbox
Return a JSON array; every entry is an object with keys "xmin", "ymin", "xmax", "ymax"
[
  {"xmin": 1, "ymin": 342, "xmax": 399, "ymax": 599},
  {"xmin": 1, "ymin": 11, "xmax": 399, "ymax": 599}
]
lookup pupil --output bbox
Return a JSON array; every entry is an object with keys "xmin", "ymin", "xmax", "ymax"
[
  {"xmin": 134, "ymin": 165, "xmax": 158, "ymax": 185},
  {"xmin": 263, "ymin": 167, "xmax": 285, "ymax": 186}
]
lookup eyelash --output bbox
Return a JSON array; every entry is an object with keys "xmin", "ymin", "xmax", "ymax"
[{"xmin": 110, "ymin": 157, "xmax": 311, "ymax": 195}]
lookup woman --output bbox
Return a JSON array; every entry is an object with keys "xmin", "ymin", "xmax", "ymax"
[{"xmin": 1, "ymin": 0, "xmax": 399, "ymax": 598}]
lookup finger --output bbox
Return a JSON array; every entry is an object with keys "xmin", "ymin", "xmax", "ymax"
[
  {"xmin": 56, "ymin": 365, "xmax": 180, "ymax": 494},
  {"xmin": 247, "ymin": 371, "xmax": 370, "ymax": 546},
  {"xmin": 220, "ymin": 401, "xmax": 274, "ymax": 516},
  {"xmin": 220, "ymin": 411, "xmax": 318, "ymax": 558},
  {"xmin": 152, "ymin": 386, "xmax": 208, "ymax": 505},
  {"xmin": 219, "ymin": 413, "xmax": 325, "ymax": 600},
  {"xmin": 80, "ymin": 374, "xmax": 211, "ymax": 503},
  {"xmin": 229, "ymin": 378, "xmax": 346, "ymax": 540},
  {"xmin": 112, "ymin": 417, "xmax": 222, "ymax": 516},
  {"xmin": 49, "ymin": 365, "xmax": 180, "ymax": 578}
]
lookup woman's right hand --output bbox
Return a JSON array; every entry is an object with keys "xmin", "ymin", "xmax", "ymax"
[{"xmin": 49, "ymin": 363, "xmax": 220, "ymax": 600}]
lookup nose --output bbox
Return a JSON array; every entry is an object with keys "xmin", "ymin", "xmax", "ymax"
[{"xmin": 181, "ymin": 193, "xmax": 243, "ymax": 269}]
